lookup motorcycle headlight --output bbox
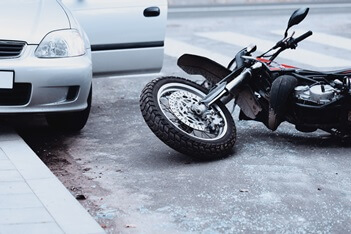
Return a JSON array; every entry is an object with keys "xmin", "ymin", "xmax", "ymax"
[{"xmin": 35, "ymin": 30, "xmax": 86, "ymax": 58}]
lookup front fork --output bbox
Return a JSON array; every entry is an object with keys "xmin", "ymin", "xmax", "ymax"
[{"xmin": 199, "ymin": 62, "xmax": 263, "ymax": 108}]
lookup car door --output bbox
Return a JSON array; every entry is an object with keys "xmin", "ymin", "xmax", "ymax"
[{"xmin": 62, "ymin": 0, "xmax": 167, "ymax": 75}]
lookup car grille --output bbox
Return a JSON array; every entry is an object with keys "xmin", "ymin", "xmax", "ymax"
[
  {"xmin": 0, "ymin": 83, "xmax": 31, "ymax": 106},
  {"xmin": 0, "ymin": 40, "xmax": 26, "ymax": 58}
]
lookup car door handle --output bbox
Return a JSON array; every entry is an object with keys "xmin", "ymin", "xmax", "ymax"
[{"xmin": 144, "ymin": 7, "xmax": 160, "ymax": 17}]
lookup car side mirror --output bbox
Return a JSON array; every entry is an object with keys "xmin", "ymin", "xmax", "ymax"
[{"xmin": 284, "ymin": 8, "xmax": 309, "ymax": 37}]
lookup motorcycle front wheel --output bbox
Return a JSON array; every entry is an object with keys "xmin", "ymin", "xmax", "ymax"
[{"xmin": 140, "ymin": 76, "xmax": 236, "ymax": 159}]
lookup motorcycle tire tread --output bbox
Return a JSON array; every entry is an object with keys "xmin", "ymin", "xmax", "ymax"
[{"xmin": 140, "ymin": 76, "xmax": 236, "ymax": 160}]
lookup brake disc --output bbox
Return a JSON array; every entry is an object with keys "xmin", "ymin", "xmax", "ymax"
[{"xmin": 168, "ymin": 90, "xmax": 207, "ymax": 131}]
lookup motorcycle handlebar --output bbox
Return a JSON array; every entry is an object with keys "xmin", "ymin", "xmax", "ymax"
[
  {"xmin": 293, "ymin": 30, "xmax": 313, "ymax": 44},
  {"xmin": 251, "ymin": 31, "xmax": 313, "ymax": 63}
]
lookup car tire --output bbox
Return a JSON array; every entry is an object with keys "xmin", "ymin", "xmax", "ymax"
[{"xmin": 46, "ymin": 86, "xmax": 92, "ymax": 131}]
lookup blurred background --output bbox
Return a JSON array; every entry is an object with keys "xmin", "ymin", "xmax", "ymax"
[{"xmin": 168, "ymin": 0, "xmax": 349, "ymax": 6}]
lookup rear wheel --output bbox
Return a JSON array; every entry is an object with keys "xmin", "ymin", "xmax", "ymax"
[
  {"xmin": 140, "ymin": 76, "xmax": 236, "ymax": 159},
  {"xmin": 269, "ymin": 75, "xmax": 297, "ymax": 131},
  {"xmin": 46, "ymin": 86, "xmax": 92, "ymax": 132}
]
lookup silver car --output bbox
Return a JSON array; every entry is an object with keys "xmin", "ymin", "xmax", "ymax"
[
  {"xmin": 0, "ymin": 0, "xmax": 92, "ymax": 131},
  {"xmin": 0, "ymin": 0, "xmax": 167, "ymax": 131}
]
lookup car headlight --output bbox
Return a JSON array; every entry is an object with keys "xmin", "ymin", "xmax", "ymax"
[{"xmin": 35, "ymin": 30, "xmax": 86, "ymax": 58}]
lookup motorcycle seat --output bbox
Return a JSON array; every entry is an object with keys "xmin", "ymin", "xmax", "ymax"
[{"xmin": 295, "ymin": 68, "xmax": 351, "ymax": 76}]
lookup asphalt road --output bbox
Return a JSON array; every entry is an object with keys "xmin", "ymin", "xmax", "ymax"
[{"xmin": 13, "ymin": 6, "xmax": 351, "ymax": 233}]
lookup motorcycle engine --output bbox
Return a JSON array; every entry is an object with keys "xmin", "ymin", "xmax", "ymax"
[
  {"xmin": 294, "ymin": 84, "xmax": 338, "ymax": 105},
  {"xmin": 293, "ymin": 78, "xmax": 351, "ymax": 131}
]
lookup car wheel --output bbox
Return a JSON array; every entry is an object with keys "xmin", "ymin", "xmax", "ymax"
[{"xmin": 46, "ymin": 86, "xmax": 92, "ymax": 131}]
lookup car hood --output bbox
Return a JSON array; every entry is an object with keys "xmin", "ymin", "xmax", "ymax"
[{"xmin": 0, "ymin": 0, "xmax": 70, "ymax": 44}]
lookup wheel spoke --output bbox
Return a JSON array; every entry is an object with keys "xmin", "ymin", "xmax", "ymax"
[
  {"xmin": 160, "ymin": 103, "xmax": 173, "ymax": 114},
  {"xmin": 197, "ymin": 130, "xmax": 212, "ymax": 139},
  {"xmin": 192, "ymin": 130, "xmax": 199, "ymax": 138},
  {"xmin": 203, "ymin": 131, "xmax": 213, "ymax": 139},
  {"xmin": 160, "ymin": 98, "xmax": 175, "ymax": 116},
  {"xmin": 169, "ymin": 117, "xmax": 178, "ymax": 122}
]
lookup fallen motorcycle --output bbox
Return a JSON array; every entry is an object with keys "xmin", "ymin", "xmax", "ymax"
[{"xmin": 140, "ymin": 8, "xmax": 351, "ymax": 159}]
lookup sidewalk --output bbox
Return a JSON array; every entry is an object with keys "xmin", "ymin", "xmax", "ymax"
[{"xmin": 0, "ymin": 127, "xmax": 104, "ymax": 234}]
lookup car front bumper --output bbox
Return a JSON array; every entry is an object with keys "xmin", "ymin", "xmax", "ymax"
[{"xmin": 0, "ymin": 45, "xmax": 92, "ymax": 113}]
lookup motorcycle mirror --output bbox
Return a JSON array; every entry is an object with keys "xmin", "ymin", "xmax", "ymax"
[
  {"xmin": 247, "ymin": 44, "xmax": 257, "ymax": 53},
  {"xmin": 284, "ymin": 8, "xmax": 309, "ymax": 38}
]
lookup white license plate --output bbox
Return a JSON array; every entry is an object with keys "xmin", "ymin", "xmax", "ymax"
[{"xmin": 0, "ymin": 71, "xmax": 14, "ymax": 89}]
